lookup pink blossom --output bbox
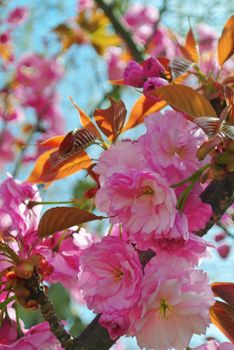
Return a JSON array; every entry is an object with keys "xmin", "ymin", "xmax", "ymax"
[
  {"xmin": 129, "ymin": 210, "xmax": 189, "ymax": 251},
  {"xmin": 139, "ymin": 110, "xmax": 208, "ymax": 183},
  {"xmin": 78, "ymin": 236, "xmax": 143, "ymax": 315},
  {"xmin": 196, "ymin": 23, "xmax": 218, "ymax": 52},
  {"xmin": 123, "ymin": 61, "xmax": 146, "ymax": 87},
  {"xmin": 194, "ymin": 340, "xmax": 234, "ymax": 350},
  {"xmin": 128, "ymin": 255, "xmax": 215, "ymax": 350},
  {"xmin": 16, "ymin": 54, "xmax": 62, "ymax": 92},
  {"xmin": 124, "ymin": 4, "xmax": 159, "ymax": 45},
  {"xmin": 0, "ymin": 130, "xmax": 15, "ymax": 170},
  {"xmin": 99, "ymin": 312, "xmax": 130, "ymax": 340},
  {"xmin": 143, "ymin": 77, "xmax": 168, "ymax": 99},
  {"xmin": 35, "ymin": 228, "xmax": 94, "ymax": 289},
  {"xmin": 142, "ymin": 57, "xmax": 164, "ymax": 78},
  {"xmin": 0, "ymin": 175, "xmax": 41, "ymax": 236},
  {"xmin": 77, "ymin": 0, "xmax": 94, "ymax": 12},
  {"xmin": 0, "ymin": 321, "xmax": 63, "ymax": 349},
  {"xmin": 105, "ymin": 47, "xmax": 127, "ymax": 80},
  {"xmin": 150, "ymin": 26, "xmax": 177, "ymax": 58},
  {"xmin": 180, "ymin": 184, "xmax": 213, "ymax": 233},
  {"xmin": 95, "ymin": 170, "xmax": 176, "ymax": 238},
  {"xmin": 95, "ymin": 140, "xmax": 148, "ymax": 182},
  {"xmin": 153, "ymin": 233, "xmax": 209, "ymax": 266},
  {"xmin": 7, "ymin": 7, "xmax": 28, "ymax": 26},
  {"xmin": 0, "ymin": 319, "xmax": 18, "ymax": 345}
]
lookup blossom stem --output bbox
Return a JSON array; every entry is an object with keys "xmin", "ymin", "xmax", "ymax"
[{"xmin": 171, "ymin": 163, "xmax": 210, "ymax": 188}]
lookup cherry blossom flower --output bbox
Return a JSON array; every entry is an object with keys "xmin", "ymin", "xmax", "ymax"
[
  {"xmin": 0, "ymin": 175, "xmax": 41, "ymax": 237},
  {"xmin": 194, "ymin": 340, "xmax": 234, "ymax": 350},
  {"xmin": 96, "ymin": 170, "xmax": 176, "ymax": 238},
  {"xmin": 128, "ymin": 256, "xmax": 215, "ymax": 350},
  {"xmin": 0, "ymin": 321, "xmax": 63, "ymax": 349},
  {"xmin": 139, "ymin": 110, "xmax": 207, "ymax": 182},
  {"xmin": 78, "ymin": 236, "xmax": 143, "ymax": 315}
]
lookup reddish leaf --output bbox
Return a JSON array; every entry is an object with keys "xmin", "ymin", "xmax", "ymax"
[
  {"xmin": 218, "ymin": 16, "xmax": 234, "ymax": 66},
  {"xmin": 40, "ymin": 135, "xmax": 65, "ymax": 148},
  {"xmin": 38, "ymin": 206, "xmax": 103, "ymax": 237},
  {"xmin": 196, "ymin": 117, "xmax": 220, "ymax": 138},
  {"xmin": 123, "ymin": 95, "xmax": 166, "ymax": 131},
  {"xmin": 210, "ymin": 300, "xmax": 234, "ymax": 342},
  {"xmin": 169, "ymin": 57, "xmax": 192, "ymax": 80},
  {"xmin": 152, "ymin": 84, "xmax": 216, "ymax": 119},
  {"xmin": 69, "ymin": 97, "xmax": 100, "ymax": 136},
  {"xmin": 197, "ymin": 134, "xmax": 223, "ymax": 160},
  {"xmin": 212, "ymin": 282, "xmax": 234, "ymax": 307},
  {"xmin": 27, "ymin": 148, "xmax": 91, "ymax": 184},
  {"xmin": 94, "ymin": 98, "xmax": 127, "ymax": 141},
  {"xmin": 58, "ymin": 128, "xmax": 97, "ymax": 155},
  {"xmin": 185, "ymin": 28, "xmax": 199, "ymax": 63},
  {"xmin": 59, "ymin": 131, "xmax": 74, "ymax": 154}
]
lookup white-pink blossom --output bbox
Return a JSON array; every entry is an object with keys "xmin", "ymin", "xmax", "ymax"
[{"xmin": 128, "ymin": 256, "xmax": 215, "ymax": 350}]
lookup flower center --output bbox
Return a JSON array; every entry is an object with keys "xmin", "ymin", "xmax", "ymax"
[
  {"xmin": 137, "ymin": 185, "xmax": 154, "ymax": 198},
  {"xmin": 112, "ymin": 267, "xmax": 124, "ymax": 282},
  {"xmin": 159, "ymin": 298, "xmax": 174, "ymax": 319}
]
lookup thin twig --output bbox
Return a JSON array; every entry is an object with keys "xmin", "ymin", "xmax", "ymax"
[{"xmin": 94, "ymin": 0, "xmax": 144, "ymax": 62}]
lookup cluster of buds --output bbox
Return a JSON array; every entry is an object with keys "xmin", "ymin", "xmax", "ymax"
[{"xmin": 2, "ymin": 254, "xmax": 53, "ymax": 309}]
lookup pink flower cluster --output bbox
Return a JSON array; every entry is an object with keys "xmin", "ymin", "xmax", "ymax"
[
  {"xmin": 77, "ymin": 107, "xmax": 215, "ymax": 348},
  {"xmin": 0, "ymin": 319, "xmax": 62, "ymax": 349}
]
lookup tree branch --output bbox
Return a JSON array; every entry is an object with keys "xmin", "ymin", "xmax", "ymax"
[
  {"xmin": 94, "ymin": 0, "xmax": 144, "ymax": 62},
  {"xmin": 25, "ymin": 273, "xmax": 74, "ymax": 350}
]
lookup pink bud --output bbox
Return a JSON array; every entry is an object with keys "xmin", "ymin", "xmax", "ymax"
[
  {"xmin": 214, "ymin": 233, "xmax": 226, "ymax": 242},
  {"xmin": 217, "ymin": 244, "xmax": 230, "ymax": 259},
  {"xmin": 143, "ymin": 77, "xmax": 168, "ymax": 100},
  {"xmin": 123, "ymin": 61, "xmax": 146, "ymax": 87},
  {"xmin": 142, "ymin": 57, "xmax": 164, "ymax": 78}
]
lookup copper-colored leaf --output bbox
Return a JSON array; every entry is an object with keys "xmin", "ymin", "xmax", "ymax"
[
  {"xmin": 212, "ymin": 282, "xmax": 234, "ymax": 307},
  {"xmin": 222, "ymin": 124, "xmax": 234, "ymax": 140},
  {"xmin": 152, "ymin": 84, "xmax": 216, "ymax": 118},
  {"xmin": 94, "ymin": 98, "xmax": 127, "ymax": 141},
  {"xmin": 27, "ymin": 148, "xmax": 91, "ymax": 184},
  {"xmin": 185, "ymin": 28, "xmax": 199, "ymax": 63},
  {"xmin": 58, "ymin": 128, "xmax": 97, "ymax": 156},
  {"xmin": 124, "ymin": 96, "xmax": 166, "ymax": 131},
  {"xmin": 69, "ymin": 97, "xmax": 100, "ymax": 136},
  {"xmin": 169, "ymin": 57, "xmax": 192, "ymax": 80},
  {"xmin": 218, "ymin": 15, "xmax": 234, "ymax": 66},
  {"xmin": 40, "ymin": 136, "xmax": 65, "ymax": 148},
  {"xmin": 196, "ymin": 117, "xmax": 220, "ymax": 138},
  {"xmin": 38, "ymin": 206, "xmax": 103, "ymax": 237},
  {"xmin": 197, "ymin": 134, "xmax": 223, "ymax": 160},
  {"xmin": 210, "ymin": 300, "xmax": 234, "ymax": 342}
]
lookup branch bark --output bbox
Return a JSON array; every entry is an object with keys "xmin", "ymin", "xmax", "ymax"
[{"xmin": 94, "ymin": 0, "xmax": 144, "ymax": 62}]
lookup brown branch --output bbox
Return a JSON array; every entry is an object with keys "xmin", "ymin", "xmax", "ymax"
[
  {"xmin": 197, "ymin": 172, "xmax": 234, "ymax": 236},
  {"xmin": 25, "ymin": 273, "xmax": 73, "ymax": 350},
  {"xmin": 94, "ymin": 0, "xmax": 144, "ymax": 62}
]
